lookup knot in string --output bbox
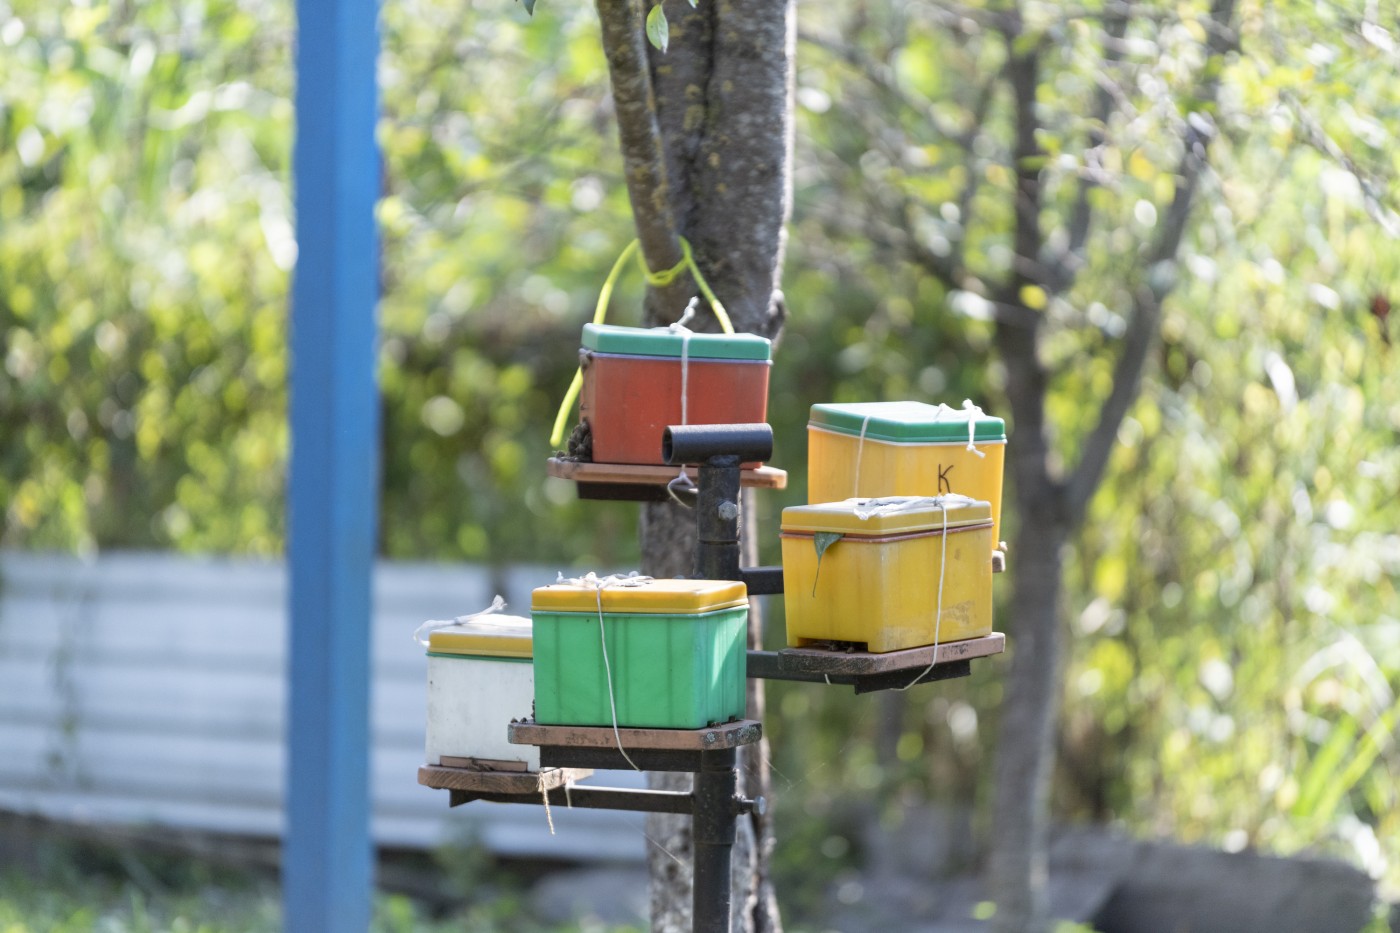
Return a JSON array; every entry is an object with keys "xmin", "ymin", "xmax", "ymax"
[
  {"xmin": 852, "ymin": 494, "xmax": 982, "ymax": 521},
  {"xmin": 555, "ymin": 570, "xmax": 654, "ymax": 590},
  {"xmin": 414, "ymin": 594, "xmax": 514, "ymax": 647},
  {"xmin": 928, "ymin": 399, "xmax": 988, "ymax": 457}
]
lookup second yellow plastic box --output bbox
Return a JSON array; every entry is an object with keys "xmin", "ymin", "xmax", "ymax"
[{"xmin": 780, "ymin": 496, "xmax": 994, "ymax": 653}]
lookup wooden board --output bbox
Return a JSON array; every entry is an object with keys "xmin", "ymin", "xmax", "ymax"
[
  {"xmin": 777, "ymin": 633, "xmax": 1005, "ymax": 675},
  {"xmin": 417, "ymin": 764, "xmax": 592, "ymax": 795},
  {"xmin": 508, "ymin": 719, "xmax": 762, "ymax": 752},
  {"xmin": 546, "ymin": 458, "xmax": 787, "ymax": 490}
]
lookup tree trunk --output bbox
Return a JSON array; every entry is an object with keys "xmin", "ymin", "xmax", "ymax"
[
  {"xmin": 988, "ymin": 502, "xmax": 1068, "ymax": 933},
  {"xmin": 594, "ymin": 0, "xmax": 795, "ymax": 930}
]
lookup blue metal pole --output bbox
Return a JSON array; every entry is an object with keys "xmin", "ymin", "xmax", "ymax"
[{"xmin": 285, "ymin": 0, "xmax": 380, "ymax": 927}]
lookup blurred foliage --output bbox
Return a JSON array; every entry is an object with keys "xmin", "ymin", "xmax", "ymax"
[
  {"xmin": 786, "ymin": 0, "xmax": 1400, "ymax": 901},
  {"xmin": 3, "ymin": 0, "xmax": 1400, "ymax": 912}
]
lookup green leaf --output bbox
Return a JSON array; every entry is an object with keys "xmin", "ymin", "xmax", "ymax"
[
  {"xmin": 687, "ymin": 0, "xmax": 697, "ymax": 8},
  {"xmin": 520, "ymin": 0, "xmax": 535, "ymax": 15},
  {"xmin": 811, "ymin": 532, "xmax": 843, "ymax": 596},
  {"xmin": 646, "ymin": 4, "xmax": 669, "ymax": 53}
]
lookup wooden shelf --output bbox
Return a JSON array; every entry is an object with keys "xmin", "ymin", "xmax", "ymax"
[
  {"xmin": 747, "ymin": 633, "xmax": 1005, "ymax": 693},
  {"xmin": 509, "ymin": 718, "xmax": 761, "ymax": 752},
  {"xmin": 417, "ymin": 763, "xmax": 592, "ymax": 795},
  {"xmin": 777, "ymin": 633, "xmax": 1005, "ymax": 674},
  {"xmin": 546, "ymin": 458, "xmax": 786, "ymax": 501},
  {"xmin": 508, "ymin": 718, "xmax": 763, "ymax": 772}
]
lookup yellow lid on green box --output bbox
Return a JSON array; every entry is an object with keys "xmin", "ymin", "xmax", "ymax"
[
  {"xmin": 781, "ymin": 495, "xmax": 992, "ymax": 536},
  {"xmin": 428, "ymin": 616, "xmax": 533, "ymax": 658},
  {"xmin": 532, "ymin": 577, "xmax": 747, "ymax": 614}
]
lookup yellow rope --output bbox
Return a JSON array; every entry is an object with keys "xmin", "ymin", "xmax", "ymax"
[{"xmin": 550, "ymin": 236, "xmax": 734, "ymax": 448}]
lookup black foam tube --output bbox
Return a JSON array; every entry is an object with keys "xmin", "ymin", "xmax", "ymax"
[{"xmin": 662, "ymin": 423, "xmax": 773, "ymax": 465}]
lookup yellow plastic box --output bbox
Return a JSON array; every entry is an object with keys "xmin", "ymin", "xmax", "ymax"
[
  {"xmin": 807, "ymin": 401, "xmax": 1006, "ymax": 549},
  {"xmin": 780, "ymin": 495, "xmax": 994, "ymax": 653}
]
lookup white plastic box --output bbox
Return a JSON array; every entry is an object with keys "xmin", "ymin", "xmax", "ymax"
[{"xmin": 424, "ymin": 615, "xmax": 538, "ymax": 770}]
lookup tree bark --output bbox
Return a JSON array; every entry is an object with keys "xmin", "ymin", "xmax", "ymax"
[{"xmin": 594, "ymin": 0, "xmax": 795, "ymax": 930}]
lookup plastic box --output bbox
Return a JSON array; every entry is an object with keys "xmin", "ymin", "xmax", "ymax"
[
  {"xmin": 531, "ymin": 578, "xmax": 749, "ymax": 729},
  {"xmin": 807, "ymin": 401, "xmax": 1007, "ymax": 548},
  {"xmin": 780, "ymin": 496, "xmax": 994, "ymax": 653},
  {"xmin": 579, "ymin": 323, "xmax": 772, "ymax": 465},
  {"xmin": 424, "ymin": 615, "xmax": 538, "ymax": 769}
]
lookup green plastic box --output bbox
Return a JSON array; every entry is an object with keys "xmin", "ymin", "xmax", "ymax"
[{"xmin": 530, "ymin": 579, "xmax": 749, "ymax": 729}]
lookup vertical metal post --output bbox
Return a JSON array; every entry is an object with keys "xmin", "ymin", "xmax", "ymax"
[
  {"xmin": 692, "ymin": 453, "xmax": 745, "ymax": 933},
  {"xmin": 696, "ymin": 455, "xmax": 742, "ymax": 582},
  {"xmin": 693, "ymin": 747, "xmax": 738, "ymax": 933},
  {"xmin": 285, "ymin": 0, "xmax": 380, "ymax": 928}
]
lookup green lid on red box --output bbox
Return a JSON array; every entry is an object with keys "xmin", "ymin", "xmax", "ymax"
[
  {"xmin": 809, "ymin": 401, "xmax": 1006, "ymax": 443},
  {"xmin": 582, "ymin": 323, "xmax": 771, "ymax": 362}
]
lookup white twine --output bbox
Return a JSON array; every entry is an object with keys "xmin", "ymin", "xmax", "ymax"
[
  {"xmin": 851, "ymin": 414, "xmax": 873, "ymax": 498},
  {"xmin": 413, "ymin": 594, "xmax": 515, "ymax": 647},
  {"xmin": 899, "ymin": 500, "xmax": 951, "ymax": 691},
  {"xmin": 930, "ymin": 399, "xmax": 988, "ymax": 458},
  {"xmin": 842, "ymin": 495, "xmax": 969, "ymax": 690},
  {"xmin": 541, "ymin": 782, "xmax": 555, "ymax": 834},
  {"xmin": 554, "ymin": 571, "xmax": 653, "ymax": 770},
  {"xmin": 850, "ymin": 403, "xmax": 987, "ymax": 499},
  {"xmin": 852, "ymin": 493, "xmax": 981, "ymax": 520},
  {"xmin": 663, "ymin": 299, "xmax": 700, "ymax": 507}
]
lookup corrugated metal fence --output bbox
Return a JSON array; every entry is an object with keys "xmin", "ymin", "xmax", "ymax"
[{"xmin": 0, "ymin": 551, "xmax": 645, "ymax": 862}]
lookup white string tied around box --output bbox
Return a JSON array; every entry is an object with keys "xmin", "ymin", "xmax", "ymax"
[
  {"xmin": 850, "ymin": 495, "xmax": 979, "ymax": 691},
  {"xmin": 851, "ymin": 399, "xmax": 988, "ymax": 499},
  {"xmin": 555, "ymin": 571, "xmax": 655, "ymax": 771},
  {"xmin": 665, "ymin": 298, "xmax": 701, "ymax": 507},
  {"xmin": 851, "ymin": 414, "xmax": 874, "ymax": 498},
  {"xmin": 413, "ymin": 594, "xmax": 515, "ymax": 647}
]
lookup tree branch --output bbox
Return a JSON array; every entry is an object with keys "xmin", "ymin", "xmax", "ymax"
[
  {"xmin": 797, "ymin": 30, "xmax": 970, "ymax": 143},
  {"xmin": 947, "ymin": 76, "xmax": 999, "ymax": 277},
  {"xmin": 594, "ymin": 0, "xmax": 688, "ymax": 318},
  {"xmin": 1280, "ymin": 89, "xmax": 1400, "ymax": 238},
  {"xmin": 1064, "ymin": 0, "xmax": 1239, "ymax": 524},
  {"xmin": 992, "ymin": 16, "xmax": 1062, "ymax": 522},
  {"xmin": 1043, "ymin": 6, "xmax": 1131, "ymax": 295}
]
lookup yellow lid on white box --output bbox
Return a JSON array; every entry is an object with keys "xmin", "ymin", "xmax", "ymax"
[
  {"xmin": 427, "ymin": 615, "xmax": 533, "ymax": 658},
  {"xmin": 532, "ymin": 577, "xmax": 747, "ymax": 614},
  {"xmin": 781, "ymin": 495, "xmax": 992, "ymax": 536}
]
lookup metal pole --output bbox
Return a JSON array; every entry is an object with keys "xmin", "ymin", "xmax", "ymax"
[
  {"xmin": 691, "ymin": 453, "xmax": 745, "ymax": 932},
  {"xmin": 696, "ymin": 455, "xmax": 742, "ymax": 582},
  {"xmin": 285, "ymin": 0, "xmax": 380, "ymax": 928},
  {"xmin": 693, "ymin": 746, "xmax": 739, "ymax": 933}
]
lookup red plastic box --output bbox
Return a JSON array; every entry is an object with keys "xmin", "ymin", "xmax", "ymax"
[{"xmin": 577, "ymin": 324, "xmax": 772, "ymax": 465}]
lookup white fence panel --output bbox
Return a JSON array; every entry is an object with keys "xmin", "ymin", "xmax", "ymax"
[{"xmin": 0, "ymin": 551, "xmax": 645, "ymax": 862}]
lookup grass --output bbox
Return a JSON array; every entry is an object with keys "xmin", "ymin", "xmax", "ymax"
[{"xmin": 0, "ymin": 819, "xmax": 643, "ymax": 933}]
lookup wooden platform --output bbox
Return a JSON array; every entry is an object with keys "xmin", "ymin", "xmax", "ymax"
[
  {"xmin": 508, "ymin": 719, "xmax": 763, "ymax": 772},
  {"xmin": 777, "ymin": 633, "xmax": 1005, "ymax": 675},
  {"xmin": 417, "ymin": 763, "xmax": 592, "ymax": 795},
  {"xmin": 508, "ymin": 718, "xmax": 762, "ymax": 751},
  {"xmin": 546, "ymin": 458, "xmax": 786, "ymax": 501},
  {"xmin": 747, "ymin": 633, "xmax": 1005, "ymax": 693}
]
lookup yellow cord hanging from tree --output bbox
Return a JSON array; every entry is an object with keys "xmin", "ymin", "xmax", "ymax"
[{"xmin": 549, "ymin": 237, "xmax": 734, "ymax": 448}]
